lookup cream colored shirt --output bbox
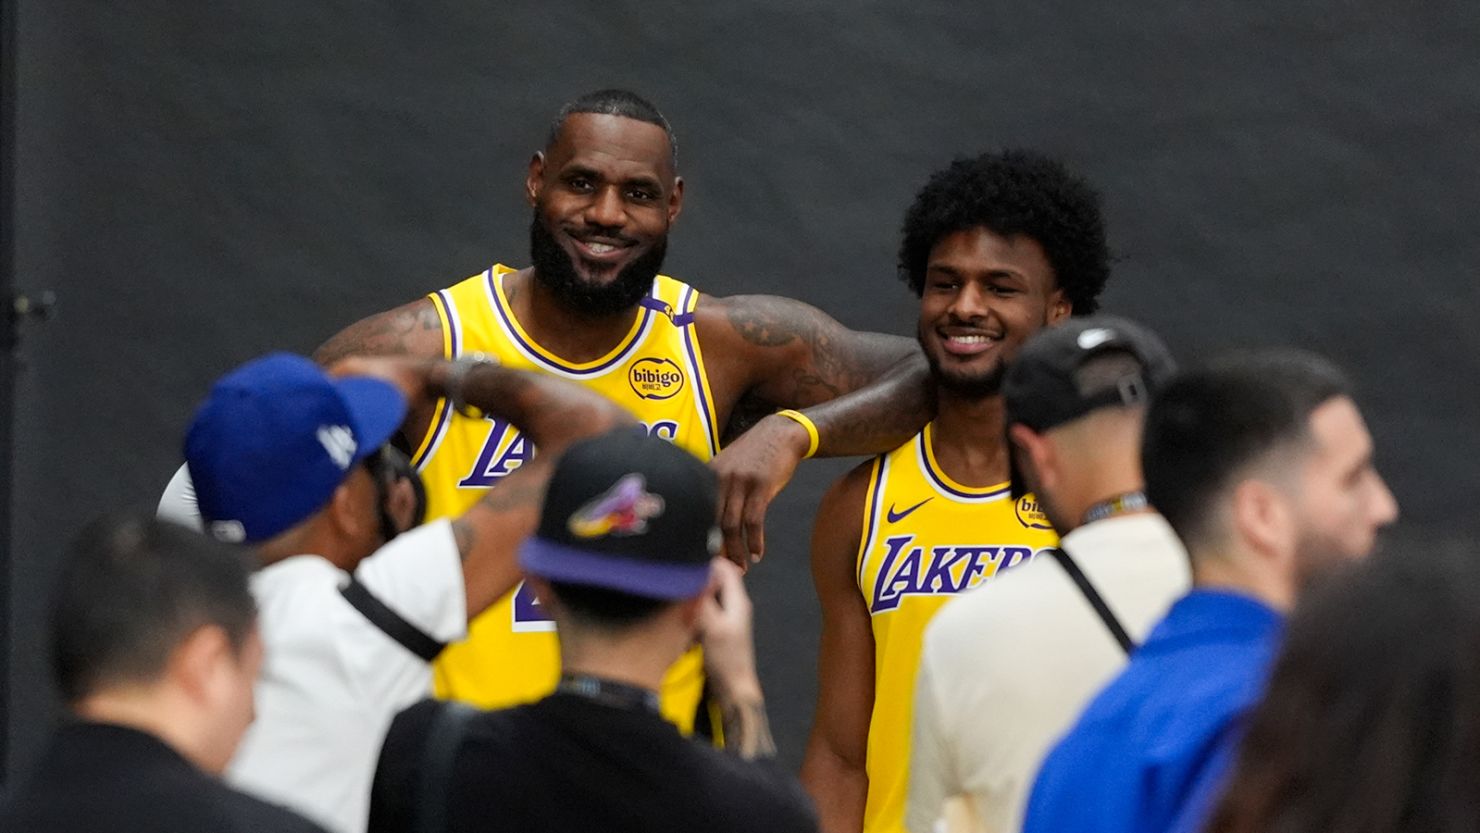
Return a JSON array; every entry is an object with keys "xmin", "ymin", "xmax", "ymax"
[{"xmin": 906, "ymin": 513, "xmax": 1191, "ymax": 833}]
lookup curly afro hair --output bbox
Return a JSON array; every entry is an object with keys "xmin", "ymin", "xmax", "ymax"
[{"xmin": 897, "ymin": 150, "xmax": 1110, "ymax": 315}]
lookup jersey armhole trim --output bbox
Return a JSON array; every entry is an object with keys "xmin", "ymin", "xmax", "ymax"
[
  {"xmin": 856, "ymin": 456, "xmax": 888, "ymax": 588},
  {"xmin": 411, "ymin": 289, "xmax": 458, "ymax": 469},
  {"xmin": 679, "ymin": 285, "xmax": 722, "ymax": 457}
]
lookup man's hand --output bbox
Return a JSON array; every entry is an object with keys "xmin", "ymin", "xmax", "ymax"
[
  {"xmin": 699, "ymin": 558, "xmax": 760, "ymax": 696},
  {"xmin": 699, "ymin": 558, "xmax": 777, "ymax": 760},
  {"xmin": 712, "ymin": 414, "xmax": 813, "ymax": 567},
  {"xmin": 327, "ymin": 355, "xmax": 446, "ymax": 412}
]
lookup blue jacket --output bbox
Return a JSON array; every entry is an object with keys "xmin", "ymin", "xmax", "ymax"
[{"xmin": 1021, "ymin": 589, "xmax": 1282, "ymax": 833}]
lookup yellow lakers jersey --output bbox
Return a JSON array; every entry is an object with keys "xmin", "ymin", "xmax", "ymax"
[
  {"xmin": 413, "ymin": 264, "xmax": 720, "ymax": 730},
  {"xmin": 857, "ymin": 423, "xmax": 1058, "ymax": 833}
]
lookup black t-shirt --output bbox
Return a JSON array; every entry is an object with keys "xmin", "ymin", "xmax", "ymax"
[
  {"xmin": 0, "ymin": 722, "xmax": 328, "ymax": 833},
  {"xmin": 371, "ymin": 693, "xmax": 818, "ymax": 833}
]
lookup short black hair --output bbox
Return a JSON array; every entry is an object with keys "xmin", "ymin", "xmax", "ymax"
[
  {"xmin": 51, "ymin": 515, "xmax": 257, "ymax": 702},
  {"xmin": 897, "ymin": 149, "xmax": 1109, "ymax": 314},
  {"xmin": 1143, "ymin": 349, "xmax": 1351, "ymax": 550},
  {"xmin": 547, "ymin": 89, "xmax": 677, "ymax": 169},
  {"xmin": 545, "ymin": 580, "xmax": 671, "ymax": 630}
]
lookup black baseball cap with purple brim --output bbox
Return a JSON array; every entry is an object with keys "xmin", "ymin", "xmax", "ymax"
[{"xmin": 518, "ymin": 428, "xmax": 719, "ymax": 600}]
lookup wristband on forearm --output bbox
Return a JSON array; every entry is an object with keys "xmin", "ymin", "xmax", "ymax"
[{"xmin": 773, "ymin": 409, "xmax": 820, "ymax": 459}]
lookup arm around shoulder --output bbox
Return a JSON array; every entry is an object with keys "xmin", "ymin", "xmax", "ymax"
[
  {"xmin": 447, "ymin": 362, "xmax": 633, "ymax": 617},
  {"xmin": 702, "ymin": 293, "xmax": 931, "ymax": 564}
]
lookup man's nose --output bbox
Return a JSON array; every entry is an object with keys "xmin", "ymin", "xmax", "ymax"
[
  {"xmin": 583, "ymin": 186, "xmax": 626, "ymax": 229},
  {"xmin": 948, "ymin": 281, "xmax": 991, "ymax": 320}
]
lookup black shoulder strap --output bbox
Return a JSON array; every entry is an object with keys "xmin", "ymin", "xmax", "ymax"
[
  {"xmin": 339, "ymin": 577, "xmax": 446, "ymax": 663},
  {"xmin": 1049, "ymin": 547, "xmax": 1136, "ymax": 655},
  {"xmin": 414, "ymin": 701, "xmax": 479, "ymax": 833}
]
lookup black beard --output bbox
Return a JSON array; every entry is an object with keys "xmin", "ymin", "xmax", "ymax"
[
  {"xmin": 918, "ymin": 330, "xmax": 1006, "ymax": 400},
  {"xmin": 529, "ymin": 214, "xmax": 667, "ymax": 317}
]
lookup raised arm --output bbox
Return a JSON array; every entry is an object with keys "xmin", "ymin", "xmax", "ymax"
[
  {"xmin": 313, "ymin": 298, "xmax": 447, "ymax": 449},
  {"xmin": 696, "ymin": 294, "xmax": 933, "ymax": 564},
  {"xmin": 698, "ymin": 558, "xmax": 778, "ymax": 761},
  {"xmin": 799, "ymin": 463, "xmax": 876, "ymax": 833},
  {"xmin": 331, "ymin": 355, "xmax": 631, "ymax": 617}
]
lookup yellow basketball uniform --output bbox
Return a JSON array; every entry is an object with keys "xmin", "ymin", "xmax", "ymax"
[
  {"xmin": 414, "ymin": 264, "xmax": 721, "ymax": 730},
  {"xmin": 856, "ymin": 423, "xmax": 1058, "ymax": 833}
]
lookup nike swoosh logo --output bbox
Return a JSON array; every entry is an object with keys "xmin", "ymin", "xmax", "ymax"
[{"xmin": 886, "ymin": 498, "xmax": 933, "ymax": 523}]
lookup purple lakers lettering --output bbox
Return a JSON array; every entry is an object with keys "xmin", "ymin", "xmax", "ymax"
[
  {"xmin": 458, "ymin": 417, "xmax": 532, "ymax": 488},
  {"xmin": 868, "ymin": 534, "xmax": 1047, "ymax": 613}
]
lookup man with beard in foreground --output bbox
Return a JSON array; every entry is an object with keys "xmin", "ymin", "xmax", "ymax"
[
  {"xmin": 311, "ymin": 89, "xmax": 931, "ymax": 730},
  {"xmin": 800, "ymin": 150, "xmax": 1111, "ymax": 833},
  {"xmin": 1021, "ymin": 349, "xmax": 1400, "ymax": 833}
]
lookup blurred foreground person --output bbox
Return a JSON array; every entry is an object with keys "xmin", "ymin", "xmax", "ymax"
[
  {"xmin": 0, "ymin": 516, "xmax": 326, "ymax": 833},
  {"xmin": 1205, "ymin": 542, "xmax": 1480, "ymax": 833},
  {"xmin": 1022, "ymin": 348, "xmax": 1399, "ymax": 833},
  {"xmin": 184, "ymin": 353, "xmax": 625, "ymax": 833},
  {"xmin": 369, "ymin": 430, "xmax": 817, "ymax": 833},
  {"xmin": 907, "ymin": 316, "xmax": 1188, "ymax": 833}
]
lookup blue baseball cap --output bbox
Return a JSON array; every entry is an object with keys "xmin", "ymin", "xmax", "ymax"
[{"xmin": 185, "ymin": 353, "xmax": 407, "ymax": 544}]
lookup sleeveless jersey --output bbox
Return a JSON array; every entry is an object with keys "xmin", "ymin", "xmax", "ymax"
[
  {"xmin": 413, "ymin": 264, "xmax": 721, "ymax": 730},
  {"xmin": 856, "ymin": 423, "xmax": 1058, "ymax": 833}
]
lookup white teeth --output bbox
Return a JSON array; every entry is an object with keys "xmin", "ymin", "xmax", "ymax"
[
  {"xmin": 949, "ymin": 335, "xmax": 994, "ymax": 344},
  {"xmin": 586, "ymin": 242, "xmax": 617, "ymax": 254}
]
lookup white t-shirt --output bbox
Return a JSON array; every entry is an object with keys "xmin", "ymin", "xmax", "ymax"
[
  {"xmin": 906, "ymin": 513, "xmax": 1191, "ymax": 833},
  {"xmin": 226, "ymin": 520, "xmax": 468, "ymax": 833}
]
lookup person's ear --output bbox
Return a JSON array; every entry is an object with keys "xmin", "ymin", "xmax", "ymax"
[
  {"xmin": 667, "ymin": 176, "xmax": 684, "ymax": 224},
  {"xmin": 675, "ymin": 593, "xmax": 706, "ymax": 630},
  {"xmin": 170, "ymin": 624, "xmax": 234, "ymax": 705},
  {"xmin": 1009, "ymin": 423, "xmax": 1056, "ymax": 495},
  {"xmin": 328, "ymin": 475, "xmax": 373, "ymax": 542},
  {"xmin": 1230, "ymin": 479, "xmax": 1296, "ymax": 562},
  {"xmin": 526, "ymin": 152, "xmax": 546, "ymax": 206},
  {"xmin": 1047, "ymin": 288, "xmax": 1071, "ymax": 324}
]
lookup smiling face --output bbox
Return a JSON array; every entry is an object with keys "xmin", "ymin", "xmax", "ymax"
[
  {"xmin": 526, "ymin": 113, "xmax": 684, "ymax": 316},
  {"xmin": 917, "ymin": 227, "xmax": 1070, "ymax": 398}
]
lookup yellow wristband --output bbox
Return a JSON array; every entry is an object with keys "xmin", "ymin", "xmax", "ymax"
[{"xmin": 774, "ymin": 409, "xmax": 820, "ymax": 459}]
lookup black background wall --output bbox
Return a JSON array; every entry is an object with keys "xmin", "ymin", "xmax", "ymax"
[{"xmin": 8, "ymin": 0, "xmax": 1480, "ymax": 777}]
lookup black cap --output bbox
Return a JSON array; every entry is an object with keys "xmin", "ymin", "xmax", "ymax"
[
  {"xmin": 1004, "ymin": 315, "xmax": 1176, "ymax": 432},
  {"xmin": 518, "ymin": 428, "xmax": 718, "ymax": 599},
  {"xmin": 1005, "ymin": 316, "xmax": 1176, "ymax": 498}
]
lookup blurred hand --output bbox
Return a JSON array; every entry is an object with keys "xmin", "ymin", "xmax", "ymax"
[
  {"xmin": 328, "ymin": 355, "xmax": 443, "ymax": 410},
  {"xmin": 698, "ymin": 558, "xmax": 762, "ymax": 703},
  {"xmin": 711, "ymin": 414, "xmax": 811, "ymax": 568}
]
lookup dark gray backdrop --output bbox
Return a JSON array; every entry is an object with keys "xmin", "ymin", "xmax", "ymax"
[{"xmin": 8, "ymin": 0, "xmax": 1480, "ymax": 777}]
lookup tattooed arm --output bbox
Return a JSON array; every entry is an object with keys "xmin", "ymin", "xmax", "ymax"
[
  {"xmin": 313, "ymin": 298, "xmax": 447, "ymax": 451},
  {"xmin": 697, "ymin": 294, "xmax": 933, "ymax": 564},
  {"xmin": 329, "ymin": 355, "xmax": 632, "ymax": 618},
  {"xmin": 699, "ymin": 558, "xmax": 778, "ymax": 761},
  {"xmin": 700, "ymin": 294, "xmax": 925, "ymax": 424}
]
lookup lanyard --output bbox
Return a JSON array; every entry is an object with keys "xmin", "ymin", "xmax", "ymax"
[
  {"xmin": 1081, "ymin": 490, "xmax": 1149, "ymax": 526},
  {"xmin": 557, "ymin": 674, "xmax": 661, "ymax": 715}
]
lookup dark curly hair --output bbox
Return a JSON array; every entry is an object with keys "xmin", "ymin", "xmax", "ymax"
[{"xmin": 897, "ymin": 150, "xmax": 1109, "ymax": 314}]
